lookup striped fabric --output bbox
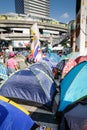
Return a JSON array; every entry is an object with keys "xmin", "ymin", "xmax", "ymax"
[{"xmin": 30, "ymin": 23, "xmax": 42, "ymax": 62}]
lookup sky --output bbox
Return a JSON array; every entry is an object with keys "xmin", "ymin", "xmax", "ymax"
[{"xmin": 0, "ymin": 0, "xmax": 76, "ymax": 24}]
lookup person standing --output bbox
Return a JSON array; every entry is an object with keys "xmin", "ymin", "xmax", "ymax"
[{"xmin": 6, "ymin": 52, "xmax": 18, "ymax": 76}]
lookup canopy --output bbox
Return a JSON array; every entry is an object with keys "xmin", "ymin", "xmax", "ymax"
[{"xmin": 58, "ymin": 61, "xmax": 87, "ymax": 111}]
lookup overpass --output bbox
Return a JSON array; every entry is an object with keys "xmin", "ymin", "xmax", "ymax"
[
  {"xmin": 0, "ymin": 19, "xmax": 68, "ymax": 32},
  {"xmin": 0, "ymin": 19, "xmax": 68, "ymax": 50}
]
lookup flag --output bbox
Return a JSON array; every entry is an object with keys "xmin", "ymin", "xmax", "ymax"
[{"xmin": 30, "ymin": 23, "xmax": 42, "ymax": 62}]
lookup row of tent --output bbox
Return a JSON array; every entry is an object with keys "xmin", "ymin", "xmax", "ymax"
[
  {"xmin": 1, "ymin": 53, "xmax": 87, "ymax": 109},
  {"xmin": 0, "ymin": 52, "xmax": 87, "ymax": 129}
]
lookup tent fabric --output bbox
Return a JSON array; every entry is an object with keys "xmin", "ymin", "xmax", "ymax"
[
  {"xmin": 0, "ymin": 95, "xmax": 30, "ymax": 115},
  {"xmin": 46, "ymin": 52, "xmax": 61, "ymax": 63},
  {"xmin": 39, "ymin": 56, "xmax": 57, "ymax": 70},
  {"xmin": 58, "ymin": 61, "xmax": 87, "ymax": 112},
  {"xmin": 0, "ymin": 99, "xmax": 34, "ymax": 130},
  {"xmin": 60, "ymin": 103, "xmax": 87, "ymax": 130},
  {"xmin": 61, "ymin": 59, "xmax": 77, "ymax": 78},
  {"xmin": 0, "ymin": 67, "xmax": 56, "ymax": 108},
  {"xmin": 67, "ymin": 52, "xmax": 80, "ymax": 60},
  {"xmin": 29, "ymin": 62, "xmax": 54, "ymax": 80},
  {"xmin": 75, "ymin": 55, "xmax": 87, "ymax": 64}
]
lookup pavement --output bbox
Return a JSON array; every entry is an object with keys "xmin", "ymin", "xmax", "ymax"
[{"xmin": 20, "ymin": 104, "xmax": 58, "ymax": 130}]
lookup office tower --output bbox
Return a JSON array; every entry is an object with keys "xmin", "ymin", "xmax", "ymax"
[
  {"xmin": 15, "ymin": 0, "xmax": 24, "ymax": 14},
  {"xmin": 15, "ymin": 0, "xmax": 50, "ymax": 18}
]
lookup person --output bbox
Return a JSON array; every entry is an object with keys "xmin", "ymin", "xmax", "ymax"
[
  {"xmin": 6, "ymin": 52, "xmax": 18, "ymax": 76},
  {"xmin": 52, "ymin": 59, "xmax": 67, "ymax": 78},
  {"xmin": 52, "ymin": 67, "xmax": 61, "ymax": 88}
]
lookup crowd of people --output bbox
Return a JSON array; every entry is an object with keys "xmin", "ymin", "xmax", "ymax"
[{"xmin": 0, "ymin": 49, "xmax": 30, "ymax": 76}]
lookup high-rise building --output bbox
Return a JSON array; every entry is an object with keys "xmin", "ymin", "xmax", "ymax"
[
  {"xmin": 15, "ymin": 0, "xmax": 24, "ymax": 14},
  {"xmin": 15, "ymin": 0, "xmax": 50, "ymax": 18}
]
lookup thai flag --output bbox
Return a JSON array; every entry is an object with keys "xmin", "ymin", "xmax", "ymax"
[{"xmin": 30, "ymin": 23, "xmax": 42, "ymax": 62}]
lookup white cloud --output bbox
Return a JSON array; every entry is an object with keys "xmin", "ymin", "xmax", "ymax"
[{"xmin": 60, "ymin": 12, "xmax": 70, "ymax": 19}]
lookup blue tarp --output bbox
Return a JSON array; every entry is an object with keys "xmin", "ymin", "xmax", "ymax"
[
  {"xmin": 0, "ymin": 64, "xmax": 56, "ymax": 108},
  {"xmin": 58, "ymin": 61, "xmax": 87, "ymax": 111},
  {"xmin": 0, "ymin": 100, "xmax": 34, "ymax": 130}
]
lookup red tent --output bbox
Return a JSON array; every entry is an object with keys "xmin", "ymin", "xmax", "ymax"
[
  {"xmin": 75, "ymin": 56, "xmax": 87, "ymax": 64},
  {"xmin": 62, "ymin": 59, "xmax": 77, "ymax": 78}
]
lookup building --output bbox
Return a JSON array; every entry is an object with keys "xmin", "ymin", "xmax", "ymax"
[
  {"xmin": 0, "ymin": 14, "xmax": 68, "ymax": 52},
  {"xmin": 15, "ymin": 0, "xmax": 24, "ymax": 14},
  {"xmin": 76, "ymin": 0, "xmax": 87, "ymax": 55},
  {"xmin": 15, "ymin": 0, "xmax": 50, "ymax": 18}
]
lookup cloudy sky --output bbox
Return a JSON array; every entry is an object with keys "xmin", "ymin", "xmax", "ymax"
[
  {"xmin": 50, "ymin": 0, "xmax": 76, "ymax": 23},
  {"xmin": 0, "ymin": 0, "xmax": 76, "ymax": 23}
]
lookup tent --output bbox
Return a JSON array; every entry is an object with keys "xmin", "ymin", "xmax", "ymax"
[
  {"xmin": 39, "ymin": 56, "xmax": 57, "ymax": 70},
  {"xmin": 75, "ymin": 55, "xmax": 87, "ymax": 64},
  {"xmin": 58, "ymin": 61, "xmax": 87, "ymax": 112},
  {"xmin": 0, "ymin": 96, "xmax": 36, "ymax": 130},
  {"xmin": 61, "ymin": 103, "xmax": 87, "ymax": 130},
  {"xmin": 46, "ymin": 52, "xmax": 61, "ymax": 63},
  {"xmin": 0, "ymin": 66, "xmax": 56, "ymax": 109},
  {"xmin": 29, "ymin": 62, "xmax": 54, "ymax": 80},
  {"xmin": 61, "ymin": 59, "xmax": 77, "ymax": 78},
  {"xmin": 0, "ymin": 63, "xmax": 8, "ymax": 80},
  {"xmin": 66, "ymin": 52, "xmax": 80, "ymax": 59}
]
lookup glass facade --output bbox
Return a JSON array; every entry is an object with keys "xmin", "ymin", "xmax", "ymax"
[
  {"xmin": 15, "ymin": 0, "xmax": 50, "ymax": 17},
  {"xmin": 15, "ymin": 0, "xmax": 24, "ymax": 14}
]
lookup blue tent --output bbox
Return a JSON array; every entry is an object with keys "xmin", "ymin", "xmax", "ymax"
[
  {"xmin": 0, "ymin": 96, "xmax": 35, "ymax": 130},
  {"xmin": 46, "ymin": 53, "xmax": 61, "ymax": 63},
  {"xmin": 0, "ymin": 64, "xmax": 8, "ymax": 80},
  {"xmin": 29, "ymin": 62, "xmax": 54, "ymax": 80},
  {"xmin": 0, "ymin": 65, "xmax": 56, "ymax": 108},
  {"xmin": 39, "ymin": 56, "xmax": 57, "ymax": 70},
  {"xmin": 58, "ymin": 61, "xmax": 87, "ymax": 112}
]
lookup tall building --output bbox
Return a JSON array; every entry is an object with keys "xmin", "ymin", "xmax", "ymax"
[
  {"xmin": 15, "ymin": 0, "xmax": 50, "ymax": 18},
  {"xmin": 15, "ymin": 0, "xmax": 24, "ymax": 14}
]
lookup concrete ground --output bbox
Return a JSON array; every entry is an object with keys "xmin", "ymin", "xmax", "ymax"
[{"xmin": 20, "ymin": 104, "xmax": 58, "ymax": 130}]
